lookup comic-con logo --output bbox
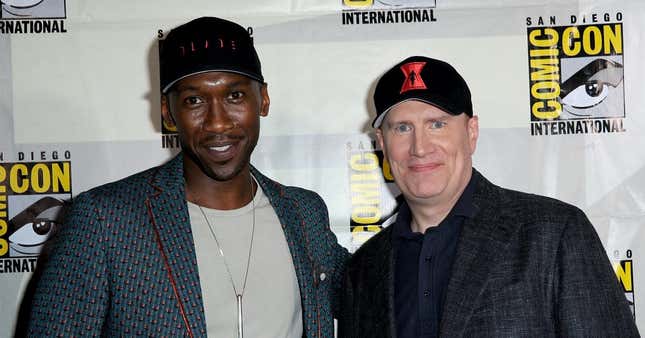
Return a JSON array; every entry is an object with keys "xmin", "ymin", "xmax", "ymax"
[
  {"xmin": 346, "ymin": 140, "xmax": 398, "ymax": 251},
  {"xmin": 613, "ymin": 249, "xmax": 635, "ymax": 318},
  {"xmin": 526, "ymin": 13, "xmax": 625, "ymax": 136},
  {"xmin": 0, "ymin": 0, "xmax": 67, "ymax": 34},
  {"xmin": 341, "ymin": 0, "xmax": 437, "ymax": 25},
  {"xmin": 156, "ymin": 29, "xmax": 182, "ymax": 150},
  {"xmin": 0, "ymin": 161, "xmax": 71, "ymax": 273}
]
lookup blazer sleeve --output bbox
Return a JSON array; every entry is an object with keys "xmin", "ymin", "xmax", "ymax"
[
  {"xmin": 312, "ymin": 192, "xmax": 350, "ymax": 317},
  {"xmin": 27, "ymin": 191, "xmax": 109, "ymax": 336},
  {"xmin": 554, "ymin": 208, "xmax": 639, "ymax": 336},
  {"xmin": 331, "ymin": 239, "xmax": 350, "ymax": 317}
]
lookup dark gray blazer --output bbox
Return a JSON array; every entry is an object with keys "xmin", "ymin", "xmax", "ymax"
[{"xmin": 340, "ymin": 169, "xmax": 639, "ymax": 337}]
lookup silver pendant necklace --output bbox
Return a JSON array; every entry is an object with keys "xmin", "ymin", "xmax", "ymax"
[{"xmin": 198, "ymin": 179, "xmax": 256, "ymax": 338}]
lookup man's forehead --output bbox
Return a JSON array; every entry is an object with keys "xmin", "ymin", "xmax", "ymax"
[
  {"xmin": 385, "ymin": 100, "xmax": 454, "ymax": 121},
  {"xmin": 172, "ymin": 71, "xmax": 259, "ymax": 91}
]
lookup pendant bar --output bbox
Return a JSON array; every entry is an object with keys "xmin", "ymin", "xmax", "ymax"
[{"xmin": 237, "ymin": 294, "xmax": 243, "ymax": 338}]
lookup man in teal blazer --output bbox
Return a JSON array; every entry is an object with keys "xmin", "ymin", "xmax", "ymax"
[{"xmin": 27, "ymin": 17, "xmax": 348, "ymax": 337}]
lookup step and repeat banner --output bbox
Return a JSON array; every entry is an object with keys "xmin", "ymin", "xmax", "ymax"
[{"xmin": 1, "ymin": 0, "xmax": 643, "ymax": 335}]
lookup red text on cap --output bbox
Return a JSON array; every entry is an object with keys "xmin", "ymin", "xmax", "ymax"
[{"xmin": 178, "ymin": 38, "xmax": 238, "ymax": 57}]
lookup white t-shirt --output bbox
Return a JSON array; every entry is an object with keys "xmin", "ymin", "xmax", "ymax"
[{"xmin": 187, "ymin": 182, "xmax": 303, "ymax": 337}]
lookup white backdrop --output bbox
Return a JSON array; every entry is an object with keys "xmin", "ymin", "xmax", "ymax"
[{"xmin": 1, "ymin": 0, "xmax": 643, "ymax": 335}]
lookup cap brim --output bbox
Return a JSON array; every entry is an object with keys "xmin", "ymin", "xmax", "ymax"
[
  {"xmin": 162, "ymin": 69, "xmax": 264, "ymax": 93},
  {"xmin": 372, "ymin": 98, "xmax": 461, "ymax": 128}
]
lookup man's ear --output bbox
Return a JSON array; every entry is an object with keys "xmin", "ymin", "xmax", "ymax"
[
  {"xmin": 259, "ymin": 83, "xmax": 270, "ymax": 117},
  {"xmin": 467, "ymin": 115, "xmax": 479, "ymax": 154},
  {"xmin": 375, "ymin": 127, "xmax": 386, "ymax": 158},
  {"xmin": 161, "ymin": 95, "xmax": 177, "ymax": 130}
]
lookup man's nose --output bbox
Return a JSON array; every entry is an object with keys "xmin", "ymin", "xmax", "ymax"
[
  {"xmin": 410, "ymin": 129, "xmax": 435, "ymax": 157},
  {"xmin": 203, "ymin": 101, "xmax": 235, "ymax": 132}
]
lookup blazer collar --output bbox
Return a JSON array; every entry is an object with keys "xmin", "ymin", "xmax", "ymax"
[{"xmin": 142, "ymin": 154, "xmax": 206, "ymax": 335}]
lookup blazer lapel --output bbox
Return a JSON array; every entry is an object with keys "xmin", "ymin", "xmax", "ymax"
[
  {"xmin": 144, "ymin": 155, "xmax": 207, "ymax": 335},
  {"xmin": 439, "ymin": 172, "xmax": 515, "ymax": 337}
]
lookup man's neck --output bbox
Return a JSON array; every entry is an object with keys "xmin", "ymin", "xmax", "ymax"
[
  {"xmin": 183, "ymin": 161, "xmax": 255, "ymax": 210},
  {"xmin": 406, "ymin": 174, "xmax": 472, "ymax": 233},
  {"xmin": 407, "ymin": 200, "xmax": 454, "ymax": 233}
]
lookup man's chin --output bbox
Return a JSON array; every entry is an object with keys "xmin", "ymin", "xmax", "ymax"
[
  {"xmin": 403, "ymin": 184, "xmax": 445, "ymax": 201},
  {"xmin": 408, "ymin": 192, "xmax": 440, "ymax": 202},
  {"xmin": 183, "ymin": 147, "xmax": 253, "ymax": 182},
  {"xmin": 203, "ymin": 161, "xmax": 250, "ymax": 182}
]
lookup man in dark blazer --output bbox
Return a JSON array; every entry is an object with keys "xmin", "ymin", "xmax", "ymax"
[
  {"xmin": 27, "ymin": 17, "xmax": 348, "ymax": 337},
  {"xmin": 340, "ymin": 56, "xmax": 639, "ymax": 337}
]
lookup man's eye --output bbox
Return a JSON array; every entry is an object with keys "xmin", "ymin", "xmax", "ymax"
[
  {"xmin": 429, "ymin": 121, "xmax": 447, "ymax": 129},
  {"xmin": 394, "ymin": 124, "xmax": 412, "ymax": 133},
  {"xmin": 184, "ymin": 96, "xmax": 203, "ymax": 105},
  {"xmin": 229, "ymin": 91, "xmax": 244, "ymax": 101}
]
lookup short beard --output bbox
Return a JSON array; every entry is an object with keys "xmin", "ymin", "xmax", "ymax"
[{"xmin": 181, "ymin": 140, "xmax": 255, "ymax": 182}]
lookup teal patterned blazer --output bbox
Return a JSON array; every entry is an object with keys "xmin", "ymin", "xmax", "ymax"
[{"xmin": 27, "ymin": 154, "xmax": 349, "ymax": 337}]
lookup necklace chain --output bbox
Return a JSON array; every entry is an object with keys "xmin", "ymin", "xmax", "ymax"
[{"xmin": 198, "ymin": 179, "xmax": 256, "ymax": 298}]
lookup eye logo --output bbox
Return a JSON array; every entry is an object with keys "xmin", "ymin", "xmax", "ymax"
[
  {"xmin": 0, "ymin": 0, "xmax": 65, "ymax": 19},
  {"xmin": 1, "ymin": 0, "xmax": 42, "ymax": 17},
  {"xmin": 2, "ymin": 0, "xmax": 43, "ymax": 7},
  {"xmin": 400, "ymin": 61, "xmax": 428, "ymax": 94},
  {"xmin": 560, "ymin": 58, "xmax": 624, "ymax": 117},
  {"xmin": 1, "ymin": 0, "xmax": 43, "ymax": 8},
  {"xmin": 7, "ymin": 196, "xmax": 65, "ymax": 256}
]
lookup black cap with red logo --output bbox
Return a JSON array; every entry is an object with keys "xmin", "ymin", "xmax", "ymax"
[
  {"xmin": 160, "ymin": 16, "xmax": 264, "ymax": 94},
  {"xmin": 372, "ymin": 56, "xmax": 473, "ymax": 128}
]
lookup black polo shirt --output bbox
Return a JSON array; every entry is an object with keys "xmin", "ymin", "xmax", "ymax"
[{"xmin": 392, "ymin": 174, "xmax": 476, "ymax": 338}]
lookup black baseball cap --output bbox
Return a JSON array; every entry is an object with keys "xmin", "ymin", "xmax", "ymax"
[
  {"xmin": 372, "ymin": 56, "xmax": 472, "ymax": 128},
  {"xmin": 160, "ymin": 17, "xmax": 264, "ymax": 94}
]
